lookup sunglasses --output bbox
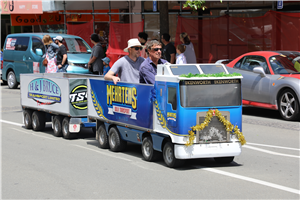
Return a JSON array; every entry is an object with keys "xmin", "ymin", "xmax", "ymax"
[
  {"xmin": 152, "ymin": 48, "xmax": 162, "ymax": 51},
  {"xmin": 132, "ymin": 47, "xmax": 143, "ymax": 50}
]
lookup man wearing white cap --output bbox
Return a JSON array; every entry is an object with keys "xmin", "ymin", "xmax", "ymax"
[
  {"xmin": 104, "ymin": 38, "xmax": 145, "ymax": 84},
  {"xmin": 54, "ymin": 35, "xmax": 68, "ymax": 72}
]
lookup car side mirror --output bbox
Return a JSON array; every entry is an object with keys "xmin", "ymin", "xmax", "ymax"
[
  {"xmin": 253, "ymin": 67, "xmax": 266, "ymax": 77},
  {"xmin": 35, "ymin": 48, "xmax": 43, "ymax": 56}
]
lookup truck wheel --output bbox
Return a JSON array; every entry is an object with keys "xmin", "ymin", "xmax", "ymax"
[
  {"xmin": 23, "ymin": 109, "xmax": 33, "ymax": 129},
  {"xmin": 62, "ymin": 117, "xmax": 73, "ymax": 139},
  {"xmin": 7, "ymin": 71, "xmax": 18, "ymax": 89},
  {"xmin": 108, "ymin": 127, "xmax": 126, "ymax": 152},
  {"xmin": 278, "ymin": 89, "xmax": 300, "ymax": 121},
  {"xmin": 97, "ymin": 125, "xmax": 109, "ymax": 149},
  {"xmin": 214, "ymin": 157, "xmax": 234, "ymax": 164},
  {"xmin": 163, "ymin": 142, "xmax": 185, "ymax": 168},
  {"xmin": 32, "ymin": 111, "xmax": 46, "ymax": 131},
  {"xmin": 53, "ymin": 116, "xmax": 63, "ymax": 137},
  {"xmin": 142, "ymin": 136, "xmax": 159, "ymax": 162}
]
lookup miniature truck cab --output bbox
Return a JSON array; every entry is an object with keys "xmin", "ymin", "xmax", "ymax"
[{"xmin": 88, "ymin": 63, "xmax": 245, "ymax": 168}]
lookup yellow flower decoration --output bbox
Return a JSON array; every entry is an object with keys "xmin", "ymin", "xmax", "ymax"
[{"xmin": 185, "ymin": 109, "xmax": 246, "ymax": 146}]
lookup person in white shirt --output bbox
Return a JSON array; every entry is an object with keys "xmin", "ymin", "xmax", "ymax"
[
  {"xmin": 179, "ymin": 32, "xmax": 197, "ymax": 63},
  {"xmin": 176, "ymin": 44, "xmax": 187, "ymax": 64}
]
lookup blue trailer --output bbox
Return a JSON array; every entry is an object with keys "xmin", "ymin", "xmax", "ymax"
[{"xmin": 88, "ymin": 63, "xmax": 246, "ymax": 167}]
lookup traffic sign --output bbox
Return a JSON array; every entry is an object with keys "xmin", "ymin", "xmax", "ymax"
[{"xmin": 277, "ymin": 0, "xmax": 283, "ymax": 9}]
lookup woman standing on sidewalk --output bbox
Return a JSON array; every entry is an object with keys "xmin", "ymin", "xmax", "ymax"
[
  {"xmin": 179, "ymin": 32, "xmax": 197, "ymax": 64},
  {"xmin": 42, "ymin": 35, "xmax": 59, "ymax": 73}
]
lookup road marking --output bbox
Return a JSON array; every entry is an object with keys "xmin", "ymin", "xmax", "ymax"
[
  {"xmin": 11, "ymin": 127, "xmax": 58, "ymax": 140},
  {"xmin": 244, "ymin": 145, "xmax": 300, "ymax": 158},
  {"xmin": 247, "ymin": 142, "xmax": 300, "ymax": 151},
  {"xmin": 0, "ymin": 119, "xmax": 23, "ymax": 126},
  {"xmin": 71, "ymin": 144, "xmax": 132, "ymax": 162},
  {"xmin": 203, "ymin": 168, "xmax": 300, "ymax": 195}
]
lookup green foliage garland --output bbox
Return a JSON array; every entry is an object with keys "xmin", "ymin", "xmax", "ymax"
[{"xmin": 180, "ymin": 72, "xmax": 242, "ymax": 78}]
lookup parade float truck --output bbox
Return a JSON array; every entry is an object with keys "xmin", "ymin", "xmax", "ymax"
[
  {"xmin": 20, "ymin": 73, "xmax": 96, "ymax": 139},
  {"xmin": 88, "ymin": 63, "xmax": 246, "ymax": 168}
]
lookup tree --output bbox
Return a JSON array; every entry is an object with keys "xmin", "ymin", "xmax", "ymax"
[{"xmin": 183, "ymin": 0, "xmax": 222, "ymax": 11}]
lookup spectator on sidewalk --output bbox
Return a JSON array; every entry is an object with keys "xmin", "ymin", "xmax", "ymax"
[
  {"xmin": 42, "ymin": 35, "xmax": 59, "ymax": 73},
  {"xmin": 161, "ymin": 33, "xmax": 176, "ymax": 64},
  {"xmin": 102, "ymin": 57, "xmax": 111, "ymax": 75},
  {"xmin": 139, "ymin": 40, "xmax": 167, "ymax": 84},
  {"xmin": 179, "ymin": 32, "xmax": 197, "ymax": 63},
  {"xmin": 54, "ymin": 36, "xmax": 68, "ymax": 72},
  {"xmin": 88, "ymin": 33, "xmax": 105, "ymax": 75},
  {"xmin": 104, "ymin": 38, "xmax": 145, "ymax": 84},
  {"xmin": 138, "ymin": 32, "xmax": 148, "ymax": 58},
  {"xmin": 176, "ymin": 44, "xmax": 187, "ymax": 64}
]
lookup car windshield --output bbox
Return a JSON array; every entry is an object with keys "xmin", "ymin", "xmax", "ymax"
[
  {"xmin": 61, "ymin": 38, "xmax": 92, "ymax": 53},
  {"xmin": 269, "ymin": 54, "xmax": 300, "ymax": 74}
]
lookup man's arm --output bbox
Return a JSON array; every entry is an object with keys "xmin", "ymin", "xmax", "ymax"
[
  {"xmin": 58, "ymin": 54, "xmax": 68, "ymax": 69},
  {"xmin": 139, "ymin": 66, "xmax": 155, "ymax": 84},
  {"xmin": 104, "ymin": 70, "xmax": 120, "ymax": 85},
  {"xmin": 170, "ymin": 53, "xmax": 176, "ymax": 64}
]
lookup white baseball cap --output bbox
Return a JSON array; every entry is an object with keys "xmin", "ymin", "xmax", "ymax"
[
  {"xmin": 124, "ymin": 38, "xmax": 144, "ymax": 52},
  {"xmin": 53, "ymin": 36, "xmax": 63, "ymax": 42}
]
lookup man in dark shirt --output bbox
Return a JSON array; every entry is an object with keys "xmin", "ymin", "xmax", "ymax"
[
  {"xmin": 161, "ymin": 33, "xmax": 176, "ymax": 64},
  {"xmin": 88, "ymin": 33, "xmax": 104, "ymax": 75},
  {"xmin": 139, "ymin": 40, "xmax": 167, "ymax": 84},
  {"xmin": 54, "ymin": 35, "xmax": 68, "ymax": 72}
]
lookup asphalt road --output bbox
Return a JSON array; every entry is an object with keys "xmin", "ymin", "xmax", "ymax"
[{"xmin": 1, "ymin": 85, "xmax": 299, "ymax": 199}]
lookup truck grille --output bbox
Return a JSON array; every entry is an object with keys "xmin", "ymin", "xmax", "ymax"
[{"xmin": 196, "ymin": 111, "xmax": 229, "ymax": 143}]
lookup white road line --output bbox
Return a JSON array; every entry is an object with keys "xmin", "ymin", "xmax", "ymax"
[
  {"xmin": 71, "ymin": 144, "xmax": 132, "ymax": 162},
  {"xmin": 11, "ymin": 127, "xmax": 58, "ymax": 140},
  {"xmin": 203, "ymin": 168, "xmax": 300, "ymax": 195},
  {"xmin": 0, "ymin": 119, "xmax": 23, "ymax": 126},
  {"xmin": 247, "ymin": 142, "xmax": 300, "ymax": 151},
  {"xmin": 244, "ymin": 145, "xmax": 300, "ymax": 159}
]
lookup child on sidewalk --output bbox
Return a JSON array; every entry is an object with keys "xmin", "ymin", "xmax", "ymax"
[
  {"xmin": 102, "ymin": 57, "xmax": 111, "ymax": 75},
  {"xmin": 176, "ymin": 44, "xmax": 187, "ymax": 64}
]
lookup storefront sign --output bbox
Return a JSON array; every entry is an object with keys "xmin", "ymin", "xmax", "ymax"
[
  {"xmin": 11, "ymin": 13, "xmax": 64, "ymax": 26},
  {"xmin": 1, "ymin": 0, "xmax": 43, "ymax": 14},
  {"xmin": 153, "ymin": 0, "xmax": 157, "ymax": 12}
]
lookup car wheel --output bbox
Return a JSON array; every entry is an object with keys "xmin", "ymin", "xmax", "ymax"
[
  {"xmin": 32, "ymin": 111, "xmax": 46, "ymax": 131},
  {"xmin": 163, "ymin": 142, "xmax": 185, "ymax": 168},
  {"xmin": 7, "ymin": 71, "xmax": 18, "ymax": 89},
  {"xmin": 53, "ymin": 116, "xmax": 63, "ymax": 137},
  {"xmin": 214, "ymin": 157, "xmax": 234, "ymax": 164},
  {"xmin": 108, "ymin": 127, "xmax": 126, "ymax": 152},
  {"xmin": 97, "ymin": 125, "xmax": 109, "ymax": 149},
  {"xmin": 142, "ymin": 136, "xmax": 159, "ymax": 162},
  {"xmin": 278, "ymin": 89, "xmax": 300, "ymax": 121},
  {"xmin": 23, "ymin": 109, "xmax": 33, "ymax": 129}
]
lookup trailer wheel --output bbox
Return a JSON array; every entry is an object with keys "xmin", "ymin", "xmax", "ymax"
[
  {"xmin": 23, "ymin": 109, "xmax": 33, "ymax": 129},
  {"xmin": 214, "ymin": 157, "xmax": 234, "ymax": 164},
  {"xmin": 108, "ymin": 127, "xmax": 126, "ymax": 152},
  {"xmin": 53, "ymin": 116, "xmax": 63, "ymax": 137},
  {"xmin": 142, "ymin": 136, "xmax": 159, "ymax": 162},
  {"xmin": 97, "ymin": 125, "xmax": 109, "ymax": 149},
  {"xmin": 163, "ymin": 142, "xmax": 185, "ymax": 168},
  {"xmin": 62, "ymin": 117, "xmax": 73, "ymax": 139},
  {"xmin": 32, "ymin": 111, "xmax": 46, "ymax": 131}
]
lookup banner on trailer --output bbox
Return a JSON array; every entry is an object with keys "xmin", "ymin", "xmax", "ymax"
[
  {"xmin": 69, "ymin": 79, "xmax": 88, "ymax": 116},
  {"xmin": 89, "ymin": 79, "xmax": 153, "ymax": 129}
]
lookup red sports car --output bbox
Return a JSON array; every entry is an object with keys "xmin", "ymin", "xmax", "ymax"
[{"xmin": 223, "ymin": 51, "xmax": 300, "ymax": 121}]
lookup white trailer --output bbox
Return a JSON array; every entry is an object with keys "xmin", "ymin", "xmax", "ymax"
[{"xmin": 20, "ymin": 73, "xmax": 97, "ymax": 139}]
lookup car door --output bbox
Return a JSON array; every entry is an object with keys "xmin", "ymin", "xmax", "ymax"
[{"xmin": 229, "ymin": 55, "xmax": 271, "ymax": 103}]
